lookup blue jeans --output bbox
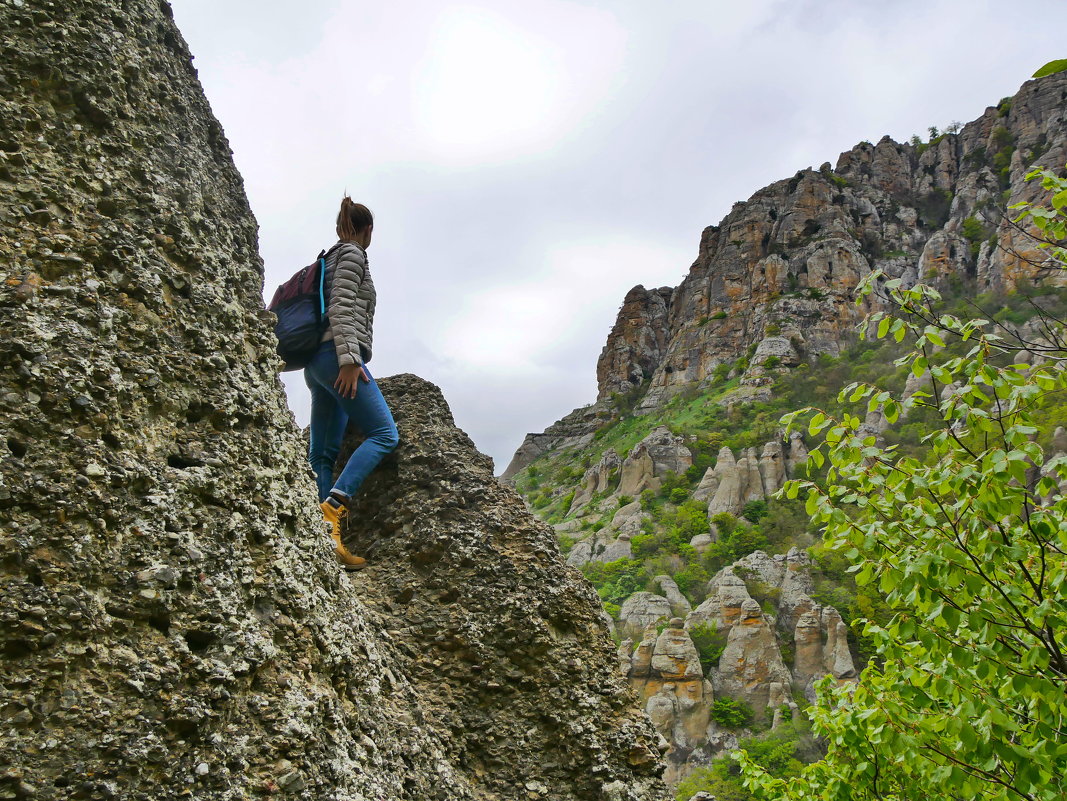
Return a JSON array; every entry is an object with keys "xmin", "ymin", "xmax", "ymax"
[{"xmin": 304, "ymin": 341, "xmax": 399, "ymax": 502}]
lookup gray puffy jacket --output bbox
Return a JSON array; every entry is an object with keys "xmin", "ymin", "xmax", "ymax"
[{"xmin": 321, "ymin": 241, "xmax": 375, "ymax": 367}]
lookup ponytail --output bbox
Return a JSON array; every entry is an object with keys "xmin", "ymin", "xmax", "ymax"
[{"xmin": 336, "ymin": 195, "xmax": 374, "ymax": 242}]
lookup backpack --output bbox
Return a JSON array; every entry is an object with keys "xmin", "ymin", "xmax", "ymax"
[{"xmin": 267, "ymin": 248, "xmax": 333, "ymax": 371}]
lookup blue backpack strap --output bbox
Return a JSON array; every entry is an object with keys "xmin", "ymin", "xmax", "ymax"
[{"xmin": 318, "ymin": 257, "xmax": 326, "ymax": 315}]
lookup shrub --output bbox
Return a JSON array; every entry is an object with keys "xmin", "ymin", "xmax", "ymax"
[
  {"xmin": 711, "ymin": 310, "xmax": 728, "ymax": 320},
  {"xmin": 672, "ymin": 501, "xmax": 710, "ymax": 540},
  {"xmin": 917, "ymin": 189, "xmax": 952, "ymax": 228},
  {"xmin": 960, "ymin": 215, "xmax": 987, "ymax": 257},
  {"xmin": 558, "ymin": 491, "xmax": 575, "ymax": 513},
  {"xmin": 676, "ymin": 727, "xmax": 805, "ymax": 801},
  {"xmin": 689, "ymin": 621, "xmax": 727, "ymax": 672},
  {"xmin": 712, "ymin": 697, "xmax": 755, "ymax": 728},
  {"xmin": 639, "ymin": 488, "xmax": 656, "ymax": 511},
  {"xmin": 741, "ymin": 499, "xmax": 769, "ymax": 523},
  {"xmin": 744, "ymin": 578, "xmax": 781, "ymax": 612},
  {"xmin": 762, "ymin": 356, "xmax": 781, "ymax": 368},
  {"xmin": 617, "ymin": 494, "xmax": 633, "ymax": 507},
  {"xmin": 673, "ymin": 562, "xmax": 711, "ymax": 604},
  {"xmin": 582, "ymin": 558, "xmax": 649, "ymax": 606},
  {"xmin": 710, "ymin": 512, "xmax": 739, "ymax": 537},
  {"xmin": 758, "ymin": 498, "xmax": 811, "ymax": 549},
  {"xmin": 991, "ymin": 125, "xmax": 1013, "ymax": 149},
  {"xmin": 669, "ymin": 487, "xmax": 689, "ymax": 504},
  {"xmin": 660, "ymin": 470, "xmax": 689, "ymax": 494}
]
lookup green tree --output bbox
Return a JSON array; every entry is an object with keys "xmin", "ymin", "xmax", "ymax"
[
  {"xmin": 689, "ymin": 621, "xmax": 728, "ymax": 672},
  {"xmin": 677, "ymin": 726, "xmax": 805, "ymax": 801},
  {"xmin": 712, "ymin": 696, "xmax": 755, "ymax": 729},
  {"xmin": 740, "ymin": 173, "xmax": 1067, "ymax": 800}
]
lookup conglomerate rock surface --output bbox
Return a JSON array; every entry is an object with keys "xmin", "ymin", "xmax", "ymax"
[
  {"xmin": 339, "ymin": 376, "xmax": 668, "ymax": 801},
  {"xmin": 0, "ymin": 2, "xmax": 670, "ymax": 800}
]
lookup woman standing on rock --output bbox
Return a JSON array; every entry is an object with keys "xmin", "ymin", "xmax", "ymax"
[{"xmin": 304, "ymin": 197, "xmax": 399, "ymax": 570}]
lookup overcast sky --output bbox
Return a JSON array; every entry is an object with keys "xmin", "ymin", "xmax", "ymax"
[{"xmin": 168, "ymin": 0, "xmax": 1063, "ymax": 471}]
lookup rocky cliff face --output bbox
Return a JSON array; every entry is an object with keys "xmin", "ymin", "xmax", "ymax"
[
  {"xmin": 335, "ymin": 376, "xmax": 668, "ymax": 801},
  {"xmin": 0, "ymin": 3, "xmax": 669, "ymax": 800},
  {"xmin": 504, "ymin": 72, "xmax": 1067, "ymax": 477},
  {"xmin": 614, "ymin": 550, "xmax": 856, "ymax": 784},
  {"xmin": 601, "ymin": 72, "xmax": 1067, "ymax": 411}
]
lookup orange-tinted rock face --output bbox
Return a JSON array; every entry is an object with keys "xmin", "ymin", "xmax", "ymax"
[{"xmin": 584, "ymin": 73, "xmax": 1067, "ymax": 412}]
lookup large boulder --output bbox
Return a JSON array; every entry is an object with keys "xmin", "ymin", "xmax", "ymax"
[
  {"xmin": 757, "ymin": 441, "xmax": 787, "ymax": 496},
  {"xmin": 0, "ymin": 4, "xmax": 670, "ymax": 799},
  {"xmin": 793, "ymin": 607, "xmax": 858, "ymax": 701},
  {"xmin": 685, "ymin": 571, "xmax": 752, "ymax": 634},
  {"xmin": 706, "ymin": 448, "xmax": 742, "ymax": 517},
  {"xmin": 570, "ymin": 449, "xmax": 621, "ymax": 511},
  {"xmin": 619, "ymin": 427, "xmax": 692, "ymax": 497},
  {"xmin": 713, "ymin": 600, "xmax": 792, "ymax": 714},
  {"xmin": 622, "ymin": 620, "xmax": 712, "ymax": 785},
  {"xmin": 652, "ymin": 576, "xmax": 693, "ymax": 619},
  {"xmin": 691, "ymin": 466, "xmax": 720, "ymax": 503},
  {"xmin": 618, "ymin": 593, "xmax": 674, "ymax": 642},
  {"xmin": 566, "ymin": 531, "xmax": 634, "ymax": 567},
  {"xmin": 596, "ymin": 286, "xmax": 674, "ymax": 401}
]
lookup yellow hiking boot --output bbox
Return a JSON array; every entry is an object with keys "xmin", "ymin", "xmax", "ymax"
[{"xmin": 321, "ymin": 499, "xmax": 366, "ymax": 570}]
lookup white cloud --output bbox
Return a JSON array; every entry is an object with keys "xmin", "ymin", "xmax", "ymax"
[{"xmin": 440, "ymin": 235, "xmax": 691, "ymax": 372}]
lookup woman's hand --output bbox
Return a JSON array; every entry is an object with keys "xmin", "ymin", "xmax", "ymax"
[{"xmin": 335, "ymin": 364, "xmax": 369, "ymax": 398}]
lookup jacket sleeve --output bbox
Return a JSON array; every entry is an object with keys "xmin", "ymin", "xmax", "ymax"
[{"xmin": 328, "ymin": 245, "xmax": 369, "ymax": 367}]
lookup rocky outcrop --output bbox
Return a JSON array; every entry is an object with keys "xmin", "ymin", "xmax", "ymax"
[
  {"xmin": 506, "ymin": 71, "xmax": 1067, "ymax": 456},
  {"xmin": 0, "ymin": 4, "xmax": 670, "ymax": 800},
  {"xmin": 565, "ymin": 502, "xmax": 647, "ymax": 567},
  {"xmin": 793, "ymin": 607, "xmax": 857, "ymax": 699},
  {"xmin": 714, "ymin": 600, "xmax": 793, "ymax": 713},
  {"xmin": 618, "ymin": 593, "xmax": 674, "ymax": 642},
  {"xmin": 567, "ymin": 530, "xmax": 634, "ymax": 567},
  {"xmin": 571, "ymin": 449, "xmax": 622, "ymax": 509},
  {"xmin": 597, "ymin": 286, "xmax": 674, "ymax": 401},
  {"xmin": 626, "ymin": 618, "xmax": 713, "ymax": 786},
  {"xmin": 652, "ymin": 576, "xmax": 693, "ymax": 619},
  {"xmin": 337, "ymin": 376, "xmax": 671, "ymax": 799},
  {"xmin": 611, "ymin": 500, "xmax": 650, "ymax": 536},
  {"xmin": 707, "ymin": 438, "xmax": 807, "ymax": 520},
  {"xmin": 618, "ymin": 427, "xmax": 693, "ymax": 497},
  {"xmin": 607, "ymin": 550, "xmax": 857, "ymax": 783},
  {"xmin": 687, "ymin": 550, "xmax": 857, "ymax": 706},
  {"xmin": 502, "ymin": 402, "xmax": 612, "ymax": 480}
]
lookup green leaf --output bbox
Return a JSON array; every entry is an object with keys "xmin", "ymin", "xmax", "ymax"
[{"xmin": 809, "ymin": 412, "xmax": 827, "ymax": 436}]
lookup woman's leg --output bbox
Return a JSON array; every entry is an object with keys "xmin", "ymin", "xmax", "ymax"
[
  {"xmin": 304, "ymin": 347, "xmax": 350, "ymax": 502},
  {"xmin": 331, "ymin": 365, "xmax": 399, "ymax": 499}
]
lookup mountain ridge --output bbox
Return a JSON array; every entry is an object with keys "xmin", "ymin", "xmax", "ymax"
[{"xmin": 504, "ymin": 71, "xmax": 1067, "ymax": 479}]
